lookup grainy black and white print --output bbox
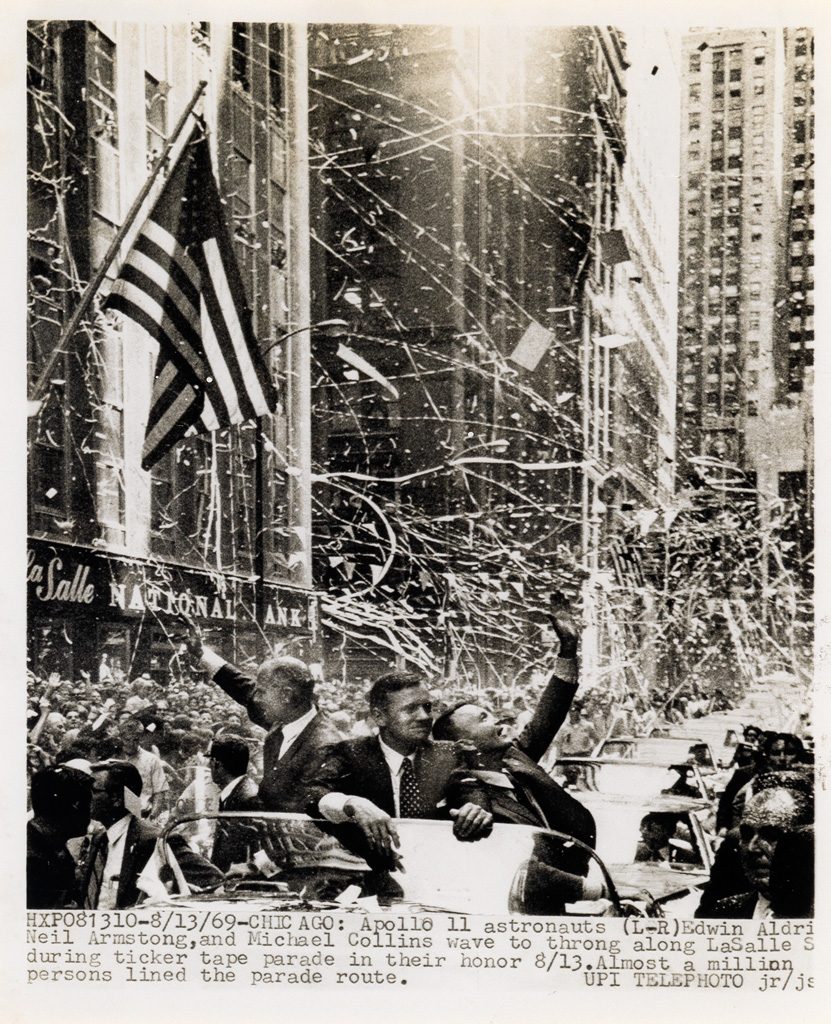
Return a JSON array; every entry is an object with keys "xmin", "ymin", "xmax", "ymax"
[{"xmin": 26, "ymin": 20, "xmax": 813, "ymax": 922}]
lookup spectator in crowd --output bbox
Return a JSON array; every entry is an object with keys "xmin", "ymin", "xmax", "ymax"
[
  {"xmin": 700, "ymin": 783, "xmax": 813, "ymax": 919},
  {"xmin": 27, "ymin": 765, "xmax": 93, "ymax": 908},
  {"xmin": 557, "ymin": 704, "xmax": 598, "ymax": 756},
  {"xmin": 208, "ymin": 737, "xmax": 262, "ymax": 872},
  {"xmin": 118, "ymin": 718, "xmax": 170, "ymax": 820},
  {"xmin": 697, "ymin": 769, "xmax": 813, "ymax": 917},
  {"xmin": 79, "ymin": 761, "xmax": 221, "ymax": 908},
  {"xmin": 729, "ymin": 732, "xmax": 806, "ymax": 827}
]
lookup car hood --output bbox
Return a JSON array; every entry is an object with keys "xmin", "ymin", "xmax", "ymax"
[{"xmin": 608, "ymin": 861, "xmax": 708, "ymax": 900}]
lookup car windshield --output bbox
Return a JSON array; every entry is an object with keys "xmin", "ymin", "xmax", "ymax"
[
  {"xmin": 553, "ymin": 762, "xmax": 709, "ymax": 800},
  {"xmin": 162, "ymin": 814, "xmax": 616, "ymax": 916},
  {"xmin": 597, "ymin": 737, "xmax": 714, "ymax": 768},
  {"xmin": 584, "ymin": 804, "xmax": 707, "ymax": 871}
]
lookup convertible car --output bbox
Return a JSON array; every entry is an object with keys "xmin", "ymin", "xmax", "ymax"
[{"xmin": 144, "ymin": 812, "xmax": 666, "ymax": 917}]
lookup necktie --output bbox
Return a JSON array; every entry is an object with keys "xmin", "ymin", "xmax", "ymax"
[
  {"xmin": 399, "ymin": 756, "xmax": 423, "ymax": 818},
  {"xmin": 83, "ymin": 831, "xmax": 109, "ymax": 909},
  {"xmin": 265, "ymin": 726, "xmax": 284, "ymax": 768}
]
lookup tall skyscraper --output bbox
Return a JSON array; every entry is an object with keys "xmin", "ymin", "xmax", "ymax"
[{"xmin": 677, "ymin": 28, "xmax": 813, "ymax": 510}]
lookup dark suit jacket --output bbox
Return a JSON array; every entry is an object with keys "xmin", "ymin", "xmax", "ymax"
[
  {"xmin": 78, "ymin": 816, "xmax": 223, "ymax": 908},
  {"xmin": 497, "ymin": 745, "xmax": 596, "ymax": 849},
  {"xmin": 212, "ymin": 775, "xmax": 262, "ymax": 872},
  {"xmin": 462, "ymin": 666, "xmax": 596, "ymax": 850},
  {"xmin": 213, "ymin": 662, "xmax": 342, "ymax": 811},
  {"xmin": 703, "ymin": 891, "xmax": 759, "ymax": 919},
  {"xmin": 716, "ymin": 764, "xmax": 755, "ymax": 832},
  {"xmin": 302, "ymin": 735, "xmax": 461, "ymax": 819},
  {"xmin": 26, "ymin": 820, "xmax": 78, "ymax": 909}
]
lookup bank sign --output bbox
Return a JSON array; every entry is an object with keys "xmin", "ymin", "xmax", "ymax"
[{"xmin": 27, "ymin": 539, "xmax": 316, "ymax": 635}]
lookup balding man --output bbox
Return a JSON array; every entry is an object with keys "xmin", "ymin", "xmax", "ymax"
[
  {"xmin": 704, "ymin": 785, "xmax": 813, "ymax": 919},
  {"xmin": 189, "ymin": 641, "xmax": 341, "ymax": 811},
  {"xmin": 431, "ymin": 592, "xmax": 595, "ymax": 855}
]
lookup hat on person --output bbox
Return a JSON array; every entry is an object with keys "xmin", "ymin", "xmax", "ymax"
[{"xmin": 124, "ymin": 695, "xmax": 151, "ymax": 714}]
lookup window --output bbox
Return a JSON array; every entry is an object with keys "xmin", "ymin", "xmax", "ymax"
[
  {"xmin": 229, "ymin": 149, "xmax": 255, "ymax": 282},
  {"xmin": 145, "ymin": 73, "xmax": 167, "ymax": 166},
  {"xmin": 754, "ymin": 46, "xmax": 766, "ymax": 65},
  {"xmin": 232, "ymin": 22, "xmax": 251, "ymax": 92},
  {"xmin": 729, "ymin": 68, "xmax": 742, "ymax": 82},
  {"xmin": 87, "ymin": 27, "xmax": 118, "ymax": 147},
  {"xmin": 95, "ymin": 332, "xmax": 125, "ymax": 540},
  {"xmin": 689, "ymin": 83, "xmax": 700, "ymax": 103},
  {"xmin": 689, "ymin": 52, "xmax": 701, "ymax": 73},
  {"xmin": 87, "ymin": 27, "xmax": 119, "ymax": 224},
  {"xmin": 191, "ymin": 22, "xmax": 210, "ymax": 50},
  {"xmin": 754, "ymin": 79, "xmax": 765, "ymax": 95},
  {"xmin": 689, "ymin": 113, "xmax": 700, "ymax": 131},
  {"xmin": 267, "ymin": 24, "xmax": 284, "ymax": 116}
]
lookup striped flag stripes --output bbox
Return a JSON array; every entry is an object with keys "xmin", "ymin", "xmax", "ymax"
[
  {"xmin": 608, "ymin": 532, "xmax": 646, "ymax": 593},
  {"xmin": 105, "ymin": 125, "xmax": 277, "ymax": 470}
]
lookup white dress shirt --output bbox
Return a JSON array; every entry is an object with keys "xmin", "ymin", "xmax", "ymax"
[
  {"xmin": 218, "ymin": 775, "xmax": 246, "ymax": 805},
  {"xmin": 318, "ymin": 737, "xmax": 416, "ymax": 821},
  {"xmin": 752, "ymin": 894, "xmax": 775, "ymax": 919},
  {"xmin": 278, "ymin": 706, "xmax": 318, "ymax": 758},
  {"xmin": 98, "ymin": 815, "xmax": 131, "ymax": 910}
]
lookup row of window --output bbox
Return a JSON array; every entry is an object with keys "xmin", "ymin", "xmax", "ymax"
[{"xmin": 28, "ymin": 22, "xmax": 294, "ymax": 577}]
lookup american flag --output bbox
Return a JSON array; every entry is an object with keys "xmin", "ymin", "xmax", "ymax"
[
  {"xmin": 608, "ymin": 531, "xmax": 646, "ymax": 592},
  {"xmin": 105, "ymin": 126, "xmax": 277, "ymax": 470}
]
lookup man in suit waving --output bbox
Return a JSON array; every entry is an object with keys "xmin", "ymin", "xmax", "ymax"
[
  {"xmin": 431, "ymin": 592, "xmax": 596, "ymax": 852},
  {"xmin": 188, "ymin": 641, "xmax": 342, "ymax": 812}
]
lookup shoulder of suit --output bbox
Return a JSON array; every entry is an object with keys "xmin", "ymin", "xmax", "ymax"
[
  {"xmin": 421, "ymin": 739, "xmax": 457, "ymax": 758},
  {"xmin": 131, "ymin": 815, "xmax": 161, "ymax": 842},
  {"xmin": 240, "ymin": 776, "xmax": 260, "ymax": 798},
  {"xmin": 308, "ymin": 712, "xmax": 346, "ymax": 743},
  {"xmin": 711, "ymin": 892, "xmax": 756, "ymax": 914}
]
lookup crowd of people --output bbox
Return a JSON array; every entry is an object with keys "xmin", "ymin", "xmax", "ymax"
[{"xmin": 26, "ymin": 595, "xmax": 814, "ymax": 919}]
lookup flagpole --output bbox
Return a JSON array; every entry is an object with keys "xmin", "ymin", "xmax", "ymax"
[{"xmin": 29, "ymin": 80, "xmax": 209, "ymax": 407}]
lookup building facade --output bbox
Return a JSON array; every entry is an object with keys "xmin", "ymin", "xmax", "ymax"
[
  {"xmin": 27, "ymin": 21, "xmax": 318, "ymax": 683},
  {"xmin": 308, "ymin": 24, "xmax": 679, "ymax": 688},
  {"xmin": 677, "ymin": 27, "xmax": 813, "ymax": 506}
]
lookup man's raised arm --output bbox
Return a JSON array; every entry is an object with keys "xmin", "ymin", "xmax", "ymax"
[
  {"xmin": 183, "ymin": 634, "xmax": 263, "ymax": 726},
  {"xmin": 517, "ymin": 591, "xmax": 580, "ymax": 763}
]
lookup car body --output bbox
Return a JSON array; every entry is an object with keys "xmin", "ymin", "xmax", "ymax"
[
  {"xmin": 147, "ymin": 812, "xmax": 653, "ymax": 917},
  {"xmin": 593, "ymin": 735, "xmax": 717, "ymax": 769},
  {"xmin": 667, "ymin": 713, "xmax": 749, "ymax": 768},
  {"xmin": 552, "ymin": 756, "xmax": 716, "ymax": 803},
  {"xmin": 566, "ymin": 791, "xmax": 715, "ymax": 914}
]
